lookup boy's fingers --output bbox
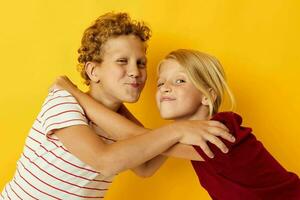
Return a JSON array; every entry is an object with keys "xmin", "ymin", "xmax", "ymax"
[
  {"xmin": 199, "ymin": 141, "xmax": 214, "ymax": 158},
  {"xmin": 209, "ymin": 120, "xmax": 229, "ymax": 132},
  {"xmin": 205, "ymin": 134, "xmax": 229, "ymax": 153},
  {"xmin": 207, "ymin": 127, "xmax": 235, "ymax": 142}
]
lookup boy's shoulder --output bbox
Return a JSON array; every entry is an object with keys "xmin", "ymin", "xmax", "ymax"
[{"xmin": 38, "ymin": 89, "xmax": 84, "ymax": 119}]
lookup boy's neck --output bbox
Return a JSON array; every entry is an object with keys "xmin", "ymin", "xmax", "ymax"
[{"xmin": 87, "ymin": 87, "xmax": 122, "ymax": 112}]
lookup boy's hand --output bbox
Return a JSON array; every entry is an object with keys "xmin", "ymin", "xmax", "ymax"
[{"xmin": 172, "ymin": 120, "xmax": 235, "ymax": 158}]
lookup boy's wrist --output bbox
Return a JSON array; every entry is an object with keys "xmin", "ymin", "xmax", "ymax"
[{"xmin": 164, "ymin": 123, "xmax": 183, "ymax": 141}]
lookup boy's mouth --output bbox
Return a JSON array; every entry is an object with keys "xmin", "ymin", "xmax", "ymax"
[{"xmin": 125, "ymin": 82, "xmax": 141, "ymax": 88}]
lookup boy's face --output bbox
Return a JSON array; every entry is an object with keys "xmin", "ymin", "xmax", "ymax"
[
  {"xmin": 94, "ymin": 35, "xmax": 147, "ymax": 103},
  {"xmin": 156, "ymin": 59, "xmax": 205, "ymax": 120}
]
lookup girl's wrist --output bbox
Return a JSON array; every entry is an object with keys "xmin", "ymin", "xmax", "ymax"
[{"xmin": 71, "ymin": 87, "xmax": 83, "ymax": 98}]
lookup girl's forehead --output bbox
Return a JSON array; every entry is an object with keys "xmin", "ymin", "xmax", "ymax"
[
  {"xmin": 158, "ymin": 68, "xmax": 187, "ymax": 82},
  {"xmin": 159, "ymin": 59, "xmax": 186, "ymax": 75}
]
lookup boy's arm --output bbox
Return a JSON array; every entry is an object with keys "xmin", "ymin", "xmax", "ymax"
[
  {"xmin": 73, "ymin": 88, "xmax": 204, "ymax": 160},
  {"xmin": 72, "ymin": 89, "xmax": 202, "ymax": 178},
  {"xmin": 119, "ymin": 105, "xmax": 203, "ymax": 161},
  {"xmin": 49, "ymin": 76, "xmax": 233, "ymax": 176}
]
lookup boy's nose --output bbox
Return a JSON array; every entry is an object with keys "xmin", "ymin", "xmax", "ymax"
[{"xmin": 127, "ymin": 65, "xmax": 140, "ymax": 78}]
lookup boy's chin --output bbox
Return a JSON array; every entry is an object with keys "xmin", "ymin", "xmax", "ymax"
[{"xmin": 122, "ymin": 96, "xmax": 140, "ymax": 103}]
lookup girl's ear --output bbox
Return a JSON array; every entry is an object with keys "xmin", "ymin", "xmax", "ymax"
[
  {"xmin": 201, "ymin": 88, "xmax": 217, "ymax": 106},
  {"xmin": 85, "ymin": 62, "xmax": 100, "ymax": 83}
]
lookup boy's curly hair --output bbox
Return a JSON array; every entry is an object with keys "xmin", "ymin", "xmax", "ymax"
[{"xmin": 77, "ymin": 12, "xmax": 152, "ymax": 85}]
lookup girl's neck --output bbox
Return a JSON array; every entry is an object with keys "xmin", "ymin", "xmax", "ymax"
[
  {"xmin": 177, "ymin": 106, "xmax": 210, "ymax": 121},
  {"xmin": 87, "ymin": 87, "xmax": 122, "ymax": 112}
]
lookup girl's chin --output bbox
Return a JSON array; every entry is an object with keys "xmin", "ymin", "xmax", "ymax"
[
  {"xmin": 160, "ymin": 112, "xmax": 180, "ymax": 120},
  {"xmin": 160, "ymin": 110, "xmax": 192, "ymax": 120}
]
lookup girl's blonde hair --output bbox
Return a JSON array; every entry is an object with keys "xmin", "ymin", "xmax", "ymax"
[{"xmin": 162, "ymin": 49, "xmax": 235, "ymax": 116}]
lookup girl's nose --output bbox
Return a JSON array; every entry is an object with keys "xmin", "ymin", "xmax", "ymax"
[{"xmin": 161, "ymin": 83, "xmax": 172, "ymax": 93}]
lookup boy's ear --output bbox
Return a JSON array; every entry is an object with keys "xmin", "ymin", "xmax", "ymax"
[
  {"xmin": 85, "ymin": 62, "xmax": 100, "ymax": 83},
  {"xmin": 201, "ymin": 88, "xmax": 217, "ymax": 106}
]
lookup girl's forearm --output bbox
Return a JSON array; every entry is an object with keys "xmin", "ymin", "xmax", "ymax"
[
  {"xmin": 131, "ymin": 155, "xmax": 168, "ymax": 177},
  {"xmin": 72, "ymin": 88, "xmax": 146, "ymax": 140},
  {"xmin": 163, "ymin": 144, "xmax": 203, "ymax": 161}
]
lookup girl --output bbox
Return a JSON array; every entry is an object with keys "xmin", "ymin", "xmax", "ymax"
[
  {"xmin": 52, "ymin": 49, "xmax": 300, "ymax": 199},
  {"xmin": 0, "ymin": 13, "xmax": 234, "ymax": 200},
  {"xmin": 157, "ymin": 49, "xmax": 300, "ymax": 199}
]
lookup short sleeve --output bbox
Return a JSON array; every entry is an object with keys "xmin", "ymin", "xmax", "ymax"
[
  {"xmin": 192, "ymin": 112, "xmax": 257, "ymax": 172},
  {"xmin": 39, "ymin": 89, "xmax": 88, "ymax": 137}
]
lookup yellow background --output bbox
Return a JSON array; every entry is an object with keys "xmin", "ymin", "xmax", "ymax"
[{"xmin": 0, "ymin": 0, "xmax": 299, "ymax": 199}]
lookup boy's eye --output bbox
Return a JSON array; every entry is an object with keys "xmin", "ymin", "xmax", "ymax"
[
  {"xmin": 137, "ymin": 60, "xmax": 147, "ymax": 68},
  {"xmin": 117, "ymin": 59, "xmax": 128, "ymax": 64},
  {"xmin": 175, "ymin": 79, "xmax": 185, "ymax": 84}
]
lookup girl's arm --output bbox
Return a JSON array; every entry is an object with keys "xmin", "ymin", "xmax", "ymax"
[
  {"xmin": 118, "ymin": 105, "xmax": 170, "ymax": 177},
  {"xmin": 119, "ymin": 104, "xmax": 202, "ymax": 177}
]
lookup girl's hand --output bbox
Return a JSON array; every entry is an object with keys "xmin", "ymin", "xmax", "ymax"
[
  {"xmin": 171, "ymin": 120, "xmax": 235, "ymax": 158},
  {"xmin": 49, "ymin": 76, "xmax": 78, "ymax": 94}
]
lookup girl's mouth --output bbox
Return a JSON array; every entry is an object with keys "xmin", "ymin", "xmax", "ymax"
[{"xmin": 160, "ymin": 96, "xmax": 176, "ymax": 102}]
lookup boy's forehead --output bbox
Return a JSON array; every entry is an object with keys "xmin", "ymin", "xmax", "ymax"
[
  {"xmin": 104, "ymin": 35, "xmax": 145, "ymax": 50},
  {"xmin": 103, "ymin": 39, "xmax": 146, "ymax": 58}
]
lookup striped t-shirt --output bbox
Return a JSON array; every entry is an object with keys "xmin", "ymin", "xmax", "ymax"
[{"xmin": 1, "ymin": 89, "xmax": 115, "ymax": 200}]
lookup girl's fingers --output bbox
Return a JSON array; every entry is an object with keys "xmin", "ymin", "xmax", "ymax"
[
  {"xmin": 204, "ymin": 134, "xmax": 229, "ymax": 153},
  {"xmin": 48, "ymin": 85, "xmax": 57, "ymax": 92}
]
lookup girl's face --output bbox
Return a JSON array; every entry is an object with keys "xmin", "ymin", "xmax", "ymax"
[
  {"xmin": 156, "ymin": 59, "xmax": 207, "ymax": 120},
  {"xmin": 94, "ymin": 35, "xmax": 147, "ymax": 103}
]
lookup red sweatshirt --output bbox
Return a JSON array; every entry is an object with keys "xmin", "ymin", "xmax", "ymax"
[{"xmin": 192, "ymin": 112, "xmax": 300, "ymax": 200}]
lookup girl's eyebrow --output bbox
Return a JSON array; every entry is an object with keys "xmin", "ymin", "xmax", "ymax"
[{"xmin": 156, "ymin": 77, "xmax": 164, "ymax": 81}]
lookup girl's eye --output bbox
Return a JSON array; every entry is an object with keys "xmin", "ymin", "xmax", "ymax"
[
  {"xmin": 157, "ymin": 82, "xmax": 164, "ymax": 88},
  {"xmin": 175, "ymin": 79, "xmax": 185, "ymax": 84}
]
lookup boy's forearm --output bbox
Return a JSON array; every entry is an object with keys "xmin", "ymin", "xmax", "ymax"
[{"xmin": 104, "ymin": 124, "xmax": 183, "ymax": 175}]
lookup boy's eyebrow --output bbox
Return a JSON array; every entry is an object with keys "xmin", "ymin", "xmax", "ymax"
[{"xmin": 140, "ymin": 57, "xmax": 147, "ymax": 62}]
